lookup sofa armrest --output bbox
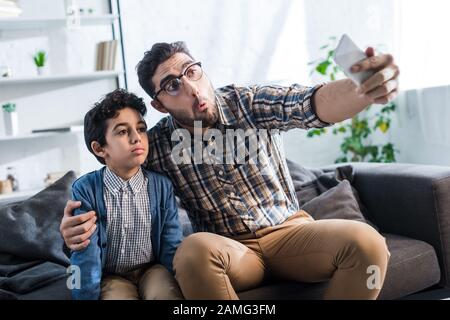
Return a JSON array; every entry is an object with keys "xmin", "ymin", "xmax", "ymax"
[{"xmin": 330, "ymin": 162, "xmax": 450, "ymax": 287}]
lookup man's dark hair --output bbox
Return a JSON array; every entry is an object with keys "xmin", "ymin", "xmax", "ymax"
[
  {"xmin": 84, "ymin": 88, "xmax": 147, "ymax": 164},
  {"xmin": 136, "ymin": 41, "xmax": 193, "ymax": 99}
]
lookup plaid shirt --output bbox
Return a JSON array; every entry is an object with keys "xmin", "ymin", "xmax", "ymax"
[
  {"xmin": 103, "ymin": 166, "xmax": 154, "ymax": 274},
  {"xmin": 146, "ymin": 84, "xmax": 330, "ymax": 237}
]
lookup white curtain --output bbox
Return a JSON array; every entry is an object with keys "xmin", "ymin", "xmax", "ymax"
[
  {"xmin": 395, "ymin": 0, "xmax": 450, "ymax": 90},
  {"xmin": 394, "ymin": 0, "xmax": 450, "ymax": 149},
  {"xmin": 402, "ymin": 86, "xmax": 450, "ymax": 147}
]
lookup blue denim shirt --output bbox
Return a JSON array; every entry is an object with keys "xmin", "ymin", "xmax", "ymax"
[{"xmin": 70, "ymin": 167, "xmax": 182, "ymax": 300}]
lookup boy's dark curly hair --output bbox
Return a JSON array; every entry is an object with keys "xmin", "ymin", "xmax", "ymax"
[{"xmin": 84, "ymin": 88, "xmax": 147, "ymax": 164}]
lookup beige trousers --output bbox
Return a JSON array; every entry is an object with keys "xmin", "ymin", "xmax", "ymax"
[
  {"xmin": 100, "ymin": 264, "xmax": 184, "ymax": 300},
  {"xmin": 173, "ymin": 211, "xmax": 390, "ymax": 300}
]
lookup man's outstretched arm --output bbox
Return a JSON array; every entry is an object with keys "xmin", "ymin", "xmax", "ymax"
[{"xmin": 314, "ymin": 47, "xmax": 400, "ymax": 124}]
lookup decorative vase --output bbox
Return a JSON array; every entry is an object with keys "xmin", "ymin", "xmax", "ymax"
[
  {"xmin": 0, "ymin": 179, "xmax": 13, "ymax": 195},
  {"xmin": 3, "ymin": 110, "xmax": 19, "ymax": 136},
  {"xmin": 37, "ymin": 66, "xmax": 48, "ymax": 76}
]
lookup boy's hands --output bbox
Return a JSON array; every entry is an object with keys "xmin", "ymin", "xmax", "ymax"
[{"xmin": 60, "ymin": 200, "xmax": 97, "ymax": 251}]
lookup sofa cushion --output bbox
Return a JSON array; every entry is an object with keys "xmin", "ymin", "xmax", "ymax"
[
  {"xmin": 286, "ymin": 159, "xmax": 372, "ymax": 221},
  {"xmin": 177, "ymin": 206, "xmax": 194, "ymax": 238},
  {"xmin": 301, "ymin": 180, "xmax": 369, "ymax": 224},
  {"xmin": 237, "ymin": 280, "xmax": 327, "ymax": 300},
  {"xmin": 0, "ymin": 171, "xmax": 75, "ymax": 266},
  {"xmin": 0, "ymin": 171, "xmax": 76, "ymax": 299},
  {"xmin": 378, "ymin": 233, "xmax": 441, "ymax": 300},
  {"xmin": 14, "ymin": 277, "xmax": 71, "ymax": 300},
  {"xmin": 237, "ymin": 233, "xmax": 441, "ymax": 300}
]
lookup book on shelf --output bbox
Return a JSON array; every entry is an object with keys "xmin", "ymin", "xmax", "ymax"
[
  {"xmin": 32, "ymin": 125, "xmax": 83, "ymax": 134},
  {"xmin": 0, "ymin": 0, "xmax": 22, "ymax": 18},
  {"xmin": 96, "ymin": 40, "xmax": 118, "ymax": 71}
]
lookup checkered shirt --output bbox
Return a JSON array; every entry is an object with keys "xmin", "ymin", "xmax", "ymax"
[{"xmin": 103, "ymin": 166, "xmax": 153, "ymax": 274}]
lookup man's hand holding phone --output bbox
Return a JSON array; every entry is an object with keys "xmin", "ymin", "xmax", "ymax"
[{"xmin": 333, "ymin": 34, "xmax": 400, "ymax": 105}]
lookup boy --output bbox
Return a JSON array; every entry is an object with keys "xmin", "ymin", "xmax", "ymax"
[{"xmin": 70, "ymin": 88, "xmax": 183, "ymax": 300}]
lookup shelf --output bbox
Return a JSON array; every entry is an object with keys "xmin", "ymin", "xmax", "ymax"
[
  {"xmin": 0, "ymin": 70, "xmax": 123, "ymax": 86},
  {"xmin": 0, "ymin": 14, "xmax": 119, "ymax": 30},
  {"xmin": 0, "ymin": 130, "xmax": 81, "ymax": 142},
  {"xmin": 0, "ymin": 188, "xmax": 42, "ymax": 205}
]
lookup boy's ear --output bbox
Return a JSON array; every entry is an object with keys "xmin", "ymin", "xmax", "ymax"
[
  {"xmin": 91, "ymin": 141, "xmax": 106, "ymax": 158},
  {"xmin": 151, "ymin": 100, "xmax": 168, "ymax": 114}
]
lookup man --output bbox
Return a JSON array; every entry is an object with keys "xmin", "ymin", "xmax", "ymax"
[{"xmin": 61, "ymin": 41, "xmax": 399, "ymax": 299}]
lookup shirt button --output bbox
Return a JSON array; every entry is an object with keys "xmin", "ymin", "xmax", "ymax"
[
  {"xmin": 218, "ymin": 170, "xmax": 224, "ymax": 176},
  {"xmin": 121, "ymin": 249, "xmax": 125, "ymax": 254},
  {"xmin": 230, "ymin": 192, "xmax": 235, "ymax": 197},
  {"xmin": 124, "ymin": 224, "xmax": 128, "ymax": 228}
]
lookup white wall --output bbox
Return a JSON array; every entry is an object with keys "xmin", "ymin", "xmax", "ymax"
[
  {"xmin": 120, "ymin": 0, "xmax": 449, "ymax": 167},
  {"xmin": 119, "ymin": 0, "xmax": 398, "ymax": 167},
  {"xmin": 390, "ymin": 86, "xmax": 450, "ymax": 166},
  {"xmin": 1, "ymin": 0, "xmax": 449, "ymax": 192},
  {"xmin": 120, "ymin": 0, "xmax": 314, "ymax": 128}
]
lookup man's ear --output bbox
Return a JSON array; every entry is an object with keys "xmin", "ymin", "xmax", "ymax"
[
  {"xmin": 151, "ymin": 100, "xmax": 168, "ymax": 114},
  {"xmin": 91, "ymin": 141, "xmax": 106, "ymax": 158}
]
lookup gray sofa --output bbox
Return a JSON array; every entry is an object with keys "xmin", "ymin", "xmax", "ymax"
[
  {"xmin": 1, "ymin": 161, "xmax": 449, "ymax": 300},
  {"xmin": 235, "ymin": 162, "xmax": 450, "ymax": 300}
]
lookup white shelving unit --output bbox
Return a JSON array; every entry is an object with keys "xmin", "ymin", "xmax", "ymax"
[
  {"xmin": 0, "ymin": 126, "xmax": 85, "ymax": 141},
  {"xmin": 0, "ymin": 0, "xmax": 126, "ymax": 204},
  {"xmin": 0, "ymin": 70, "xmax": 123, "ymax": 86},
  {"xmin": 0, "ymin": 14, "xmax": 119, "ymax": 30},
  {"xmin": 0, "ymin": 131, "xmax": 69, "ymax": 142}
]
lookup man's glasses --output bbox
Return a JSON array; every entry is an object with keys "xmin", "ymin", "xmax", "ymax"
[{"xmin": 154, "ymin": 61, "xmax": 203, "ymax": 99}]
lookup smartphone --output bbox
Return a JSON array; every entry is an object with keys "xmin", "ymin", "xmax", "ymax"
[{"xmin": 333, "ymin": 34, "xmax": 374, "ymax": 86}]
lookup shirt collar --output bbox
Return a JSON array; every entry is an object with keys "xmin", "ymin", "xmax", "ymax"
[{"xmin": 104, "ymin": 166, "xmax": 146, "ymax": 195}]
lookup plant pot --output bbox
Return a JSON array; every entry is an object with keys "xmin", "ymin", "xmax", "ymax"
[
  {"xmin": 3, "ymin": 110, "xmax": 19, "ymax": 136},
  {"xmin": 36, "ymin": 66, "xmax": 48, "ymax": 76}
]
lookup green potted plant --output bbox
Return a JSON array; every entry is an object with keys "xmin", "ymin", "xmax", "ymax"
[
  {"xmin": 2, "ymin": 103, "xmax": 18, "ymax": 136},
  {"xmin": 33, "ymin": 50, "xmax": 48, "ymax": 76},
  {"xmin": 307, "ymin": 36, "xmax": 398, "ymax": 163}
]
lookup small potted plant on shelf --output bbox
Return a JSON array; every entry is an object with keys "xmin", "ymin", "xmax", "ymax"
[
  {"xmin": 2, "ymin": 102, "xmax": 19, "ymax": 136},
  {"xmin": 33, "ymin": 50, "xmax": 48, "ymax": 76}
]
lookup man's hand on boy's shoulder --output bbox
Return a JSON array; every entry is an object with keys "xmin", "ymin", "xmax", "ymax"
[{"xmin": 60, "ymin": 200, "xmax": 98, "ymax": 251}]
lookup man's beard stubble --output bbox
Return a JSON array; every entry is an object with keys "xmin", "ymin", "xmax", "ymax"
[
  {"xmin": 171, "ymin": 88, "xmax": 219, "ymax": 129},
  {"xmin": 173, "ymin": 102, "xmax": 219, "ymax": 128}
]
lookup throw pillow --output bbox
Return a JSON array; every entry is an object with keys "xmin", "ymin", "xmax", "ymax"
[
  {"xmin": 287, "ymin": 159, "xmax": 373, "ymax": 225},
  {"xmin": 301, "ymin": 180, "xmax": 369, "ymax": 224},
  {"xmin": 0, "ymin": 171, "xmax": 76, "ymax": 266}
]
